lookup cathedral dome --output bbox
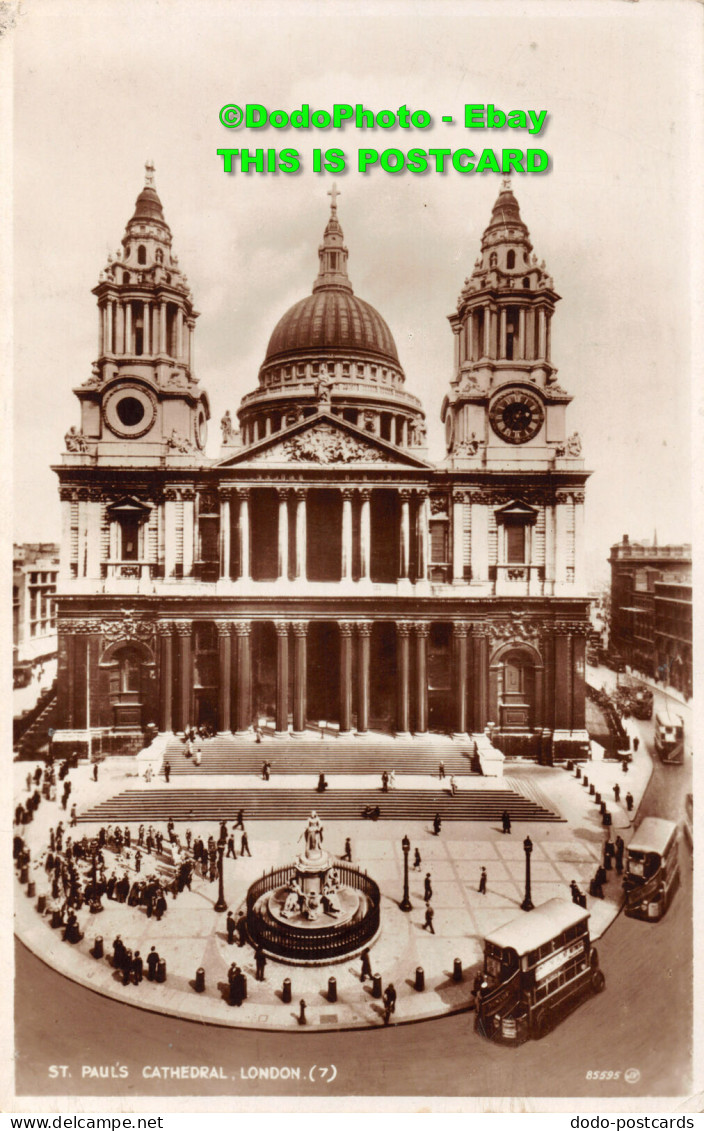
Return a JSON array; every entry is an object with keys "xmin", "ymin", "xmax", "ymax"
[{"xmin": 264, "ymin": 289, "xmax": 399, "ymax": 367}]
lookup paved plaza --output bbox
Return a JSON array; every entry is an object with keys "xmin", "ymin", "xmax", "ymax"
[{"xmin": 14, "ymin": 723, "xmax": 653, "ymax": 1032}]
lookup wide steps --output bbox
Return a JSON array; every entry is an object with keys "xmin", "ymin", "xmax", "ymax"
[
  {"xmin": 163, "ymin": 740, "xmax": 477, "ymax": 777},
  {"xmin": 77, "ymin": 787, "xmax": 562, "ymax": 824}
]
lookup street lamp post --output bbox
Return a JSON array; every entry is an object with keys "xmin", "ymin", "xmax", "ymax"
[
  {"xmin": 400, "ymin": 834, "xmax": 412, "ymax": 912},
  {"xmin": 521, "ymin": 835, "xmax": 534, "ymax": 912},
  {"xmin": 89, "ymin": 848, "xmax": 103, "ymax": 914},
  {"xmin": 214, "ymin": 842, "xmax": 228, "ymax": 912}
]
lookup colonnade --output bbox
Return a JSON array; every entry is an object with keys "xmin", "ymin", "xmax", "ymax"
[
  {"xmin": 98, "ymin": 297, "xmax": 193, "ymax": 363},
  {"xmin": 454, "ymin": 302, "xmax": 552, "ymax": 369}
]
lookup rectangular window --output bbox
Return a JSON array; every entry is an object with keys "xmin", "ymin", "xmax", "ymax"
[
  {"xmin": 430, "ymin": 520, "xmax": 448, "ymax": 563},
  {"xmin": 121, "ymin": 518, "xmax": 140, "ymax": 560},
  {"xmin": 506, "ymin": 524, "xmax": 525, "ymax": 563}
]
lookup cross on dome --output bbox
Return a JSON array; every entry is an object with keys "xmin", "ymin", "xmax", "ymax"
[
  {"xmin": 145, "ymin": 160, "xmax": 156, "ymax": 188},
  {"xmin": 328, "ymin": 183, "xmax": 340, "ymax": 212}
]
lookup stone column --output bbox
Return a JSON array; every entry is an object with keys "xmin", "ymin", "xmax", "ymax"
[
  {"xmin": 182, "ymin": 490, "xmax": 195, "ymax": 577},
  {"xmin": 159, "ymin": 301, "xmax": 167, "ymax": 354},
  {"xmin": 356, "ymin": 621, "xmax": 372, "ymax": 734},
  {"xmin": 396, "ymin": 621, "xmax": 412, "ymax": 735},
  {"xmin": 59, "ymin": 492, "xmax": 72, "ymax": 580},
  {"xmin": 235, "ymin": 621, "xmax": 252, "ymax": 733},
  {"xmin": 274, "ymin": 621, "xmax": 289, "ymax": 736},
  {"xmin": 399, "ymin": 490, "xmax": 411, "ymax": 578},
  {"xmin": 518, "ymin": 307, "xmax": 526, "ymax": 361},
  {"xmin": 294, "ymin": 488, "xmax": 307, "ymax": 579},
  {"xmin": 116, "ymin": 302, "xmax": 125, "ymax": 354},
  {"xmin": 359, "ymin": 489, "xmax": 371, "ymax": 580},
  {"xmin": 174, "ymin": 620, "xmax": 192, "ymax": 733},
  {"xmin": 339, "ymin": 622, "xmax": 354, "ymax": 734},
  {"xmin": 98, "ymin": 304, "xmax": 105, "ymax": 354},
  {"xmin": 573, "ymin": 492, "xmax": 585, "ymax": 591},
  {"xmin": 453, "ymin": 622, "xmax": 470, "ymax": 736},
  {"xmin": 219, "ymin": 491, "xmax": 231, "ymax": 580},
  {"xmin": 217, "ymin": 621, "xmax": 232, "ymax": 733},
  {"xmin": 538, "ymin": 307, "xmax": 547, "ymax": 359},
  {"xmin": 292, "ymin": 622, "xmax": 308, "ymax": 735},
  {"xmin": 163, "ymin": 492, "xmax": 177, "ymax": 578},
  {"xmin": 452, "ymin": 492, "xmax": 464, "ymax": 581},
  {"xmin": 341, "ymin": 490, "xmax": 354, "ymax": 581},
  {"xmin": 417, "ymin": 491, "xmax": 430, "ymax": 581},
  {"xmin": 157, "ymin": 622, "xmax": 174, "ymax": 732},
  {"xmin": 473, "ymin": 629, "xmax": 489, "ymax": 732},
  {"xmin": 125, "ymin": 302, "xmax": 133, "ymax": 355},
  {"xmin": 176, "ymin": 308, "xmax": 184, "ymax": 360},
  {"xmin": 107, "ymin": 300, "xmax": 115, "ymax": 353},
  {"xmin": 499, "ymin": 308, "xmax": 507, "ymax": 359},
  {"xmin": 238, "ymin": 488, "xmax": 251, "ymax": 580},
  {"xmin": 277, "ymin": 488, "xmax": 289, "ymax": 579},
  {"xmin": 554, "ymin": 630, "xmax": 572, "ymax": 730},
  {"xmin": 143, "ymin": 301, "xmax": 151, "ymax": 355},
  {"xmin": 555, "ymin": 495, "xmax": 568, "ymax": 587},
  {"xmin": 453, "ymin": 325, "xmax": 461, "ymax": 372},
  {"xmin": 414, "ymin": 623, "xmax": 429, "ymax": 734},
  {"xmin": 401, "ymin": 418, "xmax": 408, "ymax": 447},
  {"xmin": 470, "ymin": 498, "xmax": 488, "ymax": 582}
]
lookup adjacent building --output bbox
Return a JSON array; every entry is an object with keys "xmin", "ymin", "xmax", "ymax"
[
  {"xmin": 609, "ymin": 535, "xmax": 692, "ymax": 696},
  {"xmin": 52, "ymin": 169, "xmax": 592, "ymax": 761},
  {"xmin": 13, "ymin": 543, "xmax": 60, "ymax": 701}
]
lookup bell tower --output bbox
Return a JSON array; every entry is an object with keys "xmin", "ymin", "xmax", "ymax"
[
  {"xmin": 441, "ymin": 180, "xmax": 578, "ymax": 471},
  {"xmin": 68, "ymin": 162, "xmax": 209, "ymax": 464}
]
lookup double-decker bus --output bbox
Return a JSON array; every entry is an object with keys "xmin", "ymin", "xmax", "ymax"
[
  {"xmin": 653, "ymin": 712, "xmax": 685, "ymax": 763},
  {"xmin": 624, "ymin": 817, "xmax": 680, "ymax": 920},
  {"xmin": 475, "ymin": 898, "xmax": 604, "ymax": 1043}
]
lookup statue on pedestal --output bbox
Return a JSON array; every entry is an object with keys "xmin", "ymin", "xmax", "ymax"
[{"xmin": 301, "ymin": 811, "xmax": 324, "ymax": 859}]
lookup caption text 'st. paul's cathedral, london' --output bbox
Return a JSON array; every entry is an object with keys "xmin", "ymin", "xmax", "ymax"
[{"xmin": 54, "ymin": 167, "xmax": 591, "ymax": 763}]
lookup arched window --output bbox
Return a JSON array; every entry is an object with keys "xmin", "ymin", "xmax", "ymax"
[
  {"xmin": 522, "ymin": 277, "xmax": 531, "ymax": 289},
  {"xmin": 123, "ymin": 271, "xmax": 130, "ymax": 284},
  {"xmin": 507, "ymin": 250, "xmax": 516, "ymax": 269},
  {"xmin": 137, "ymin": 245, "xmax": 147, "ymax": 265},
  {"xmin": 489, "ymin": 252, "xmax": 498, "ymax": 268},
  {"xmin": 155, "ymin": 248, "xmax": 163, "ymax": 264}
]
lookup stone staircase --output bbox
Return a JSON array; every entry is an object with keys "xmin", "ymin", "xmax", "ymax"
[
  {"xmin": 15, "ymin": 682, "xmax": 59, "ymax": 759},
  {"xmin": 77, "ymin": 786, "xmax": 563, "ymax": 824}
]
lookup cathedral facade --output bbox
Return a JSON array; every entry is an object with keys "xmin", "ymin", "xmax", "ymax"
[{"xmin": 53, "ymin": 168, "xmax": 591, "ymax": 761}]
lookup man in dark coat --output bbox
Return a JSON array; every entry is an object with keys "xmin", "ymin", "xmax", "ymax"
[
  {"xmin": 164, "ymin": 761, "xmax": 171, "ymax": 783},
  {"xmin": 132, "ymin": 950, "xmax": 144, "ymax": 984},
  {"xmin": 146, "ymin": 947, "xmax": 160, "ymax": 981},
  {"xmin": 240, "ymin": 831, "xmax": 251, "ymax": 857},
  {"xmin": 432, "ymin": 813, "xmax": 442, "ymax": 836},
  {"xmin": 236, "ymin": 913, "xmax": 247, "ymax": 947},
  {"xmin": 255, "ymin": 945, "xmax": 267, "ymax": 981},
  {"xmin": 383, "ymin": 982, "xmax": 397, "ymax": 1025},
  {"xmin": 478, "ymin": 866, "xmax": 487, "ymax": 894},
  {"xmin": 424, "ymin": 873, "xmax": 433, "ymax": 902},
  {"xmin": 343, "ymin": 837, "xmax": 352, "ymax": 861},
  {"xmin": 422, "ymin": 905, "xmax": 435, "ymax": 933},
  {"xmin": 502, "ymin": 810, "xmax": 512, "ymax": 834}
]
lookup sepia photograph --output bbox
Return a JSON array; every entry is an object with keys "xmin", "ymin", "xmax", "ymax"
[{"xmin": 6, "ymin": 0, "xmax": 701, "ymax": 1114}]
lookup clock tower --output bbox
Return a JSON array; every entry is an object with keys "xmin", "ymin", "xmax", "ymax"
[{"xmin": 442, "ymin": 179, "xmax": 575, "ymax": 470}]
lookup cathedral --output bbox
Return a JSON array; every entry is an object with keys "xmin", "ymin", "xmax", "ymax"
[{"xmin": 53, "ymin": 167, "xmax": 591, "ymax": 762}]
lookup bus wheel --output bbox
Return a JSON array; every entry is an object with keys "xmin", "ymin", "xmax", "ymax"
[
  {"xmin": 591, "ymin": 968, "xmax": 606, "ymax": 994},
  {"xmin": 532, "ymin": 1009, "xmax": 553, "ymax": 1039}
]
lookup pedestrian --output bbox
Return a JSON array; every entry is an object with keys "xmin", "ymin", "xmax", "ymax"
[
  {"xmin": 501, "ymin": 810, "xmax": 512, "ymax": 834},
  {"xmin": 255, "ymin": 726, "xmax": 263, "ymax": 745},
  {"xmin": 240, "ymin": 831, "xmax": 251, "ymax": 857},
  {"xmin": 236, "ymin": 913, "xmax": 247, "ymax": 947},
  {"xmin": 343, "ymin": 837, "xmax": 352, "ymax": 862},
  {"xmin": 360, "ymin": 946, "xmax": 372, "ymax": 982},
  {"xmin": 388, "ymin": 769, "xmax": 396, "ymax": 790},
  {"xmin": 146, "ymin": 946, "xmax": 159, "ymax": 981},
  {"xmin": 69, "ymin": 804, "xmax": 77, "ymax": 827},
  {"xmin": 298, "ymin": 998, "xmax": 307, "ymax": 1025},
  {"xmin": 381, "ymin": 771, "xmax": 389, "ymax": 793},
  {"xmin": 226, "ymin": 834, "xmax": 237, "ymax": 859},
  {"xmin": 92, "ymin": 762, "xmax": 99, "ymax": 782},
  {"xmin": 615, "ymin": 835, "xmax": 625, "ymax": 873},
  {"xmin": 413, "ymin": 847, "xmax": 421, "ymax": 871},
  {"xmin": 234, "ymin": 809, "xmax": 245, "ymax": 830},
  {"xmin": 625, "ymin": 791, "xmax": 634, "ymax": 812},
  {"xmin": 621, "ymin": 757, "xmax": 629, "ymax": 774},
  {"xmin": 478, "ymin": 866, "xmax": 487, "ymax": 895},
  {"xmin": 449, "ymin": 775, "xmax": 458, "ymax": 796},
  {"xmin": 633, "ymin": 737, "xmax": 640, "ymax": 753},
  {"xmin": 570, "ymin": 879, "xmax": 582, "ymax": 905},
  {"xmin": 317, "ymin": 772, "xmax": 328, "ymax": 793},
  {"xmin": 424, "ymin": 873, "xmax": 433, "ymax": 902},
  {"xmin": 138, "ymin": 824, "xmax": 145, "ymax": 847},
  {"xmin": 422, "ymin": 904, "xmax": 435, "ymax": 933},
  {"xmin": 112, "ymin": 934, "xmax": 125, "ymax": 969},
  {"xmin": 613, "ymin": 783, "xmax": 621, "ymax": 803},
  {"xmin": 135, "ymin": 849, "xmax": 142, "ymax": 873},
  {"xmin": 194, "ymin": 748, "xmax": 202, "ymax": 767},
  {"xmin": 132, "ymin": 950, "xmax": 143, "ymax": 985},
  {"xmin": 226, "ymin": 910, "xmax": 236, "ymax": 944},
  {"xmin": 432, "ymin": 812, "xmax": 442, "ymax": 836},
  {"xmin": 255, "ymin": 945, "xmax": 267, "ymax": 981},
  {"xmin": 438, "ymin": 760, "xmax": 445, "ymax": 780},
  {"xmin": 383, "ymin": 982, "xmax": 397, "ymax": 1025},
  {"xmin": 164, "ymin": 760, "xmax": 171, "ymax": 783}
]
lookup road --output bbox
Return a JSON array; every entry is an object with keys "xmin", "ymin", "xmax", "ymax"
[{"xmin": 14, "ymin": 724, "xmax": 694, "ymax": 1101}]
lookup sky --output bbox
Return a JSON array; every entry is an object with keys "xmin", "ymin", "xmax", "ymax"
[{"xmin": 7, "ymin": 0, "xmax": 702, "ymax": 588}]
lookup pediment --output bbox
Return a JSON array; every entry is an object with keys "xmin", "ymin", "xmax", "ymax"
[
  {"xmin": 105, "ymin": 495, "xmax": 152, "ymax": 518},
  {"xmin": 217, "ymin": 413, "xmax": 431, "ymax": 469},
  {"xmin": 495, "ymin": 499, "xmax": 539, "ymax": 523}
]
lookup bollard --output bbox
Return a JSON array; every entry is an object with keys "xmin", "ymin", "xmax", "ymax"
[
  {"xmin": 91, "ymin": 936, "xmax": 104, "ymax": 960},
  {"xmin": 582, "ymin": 776, "xmax": 589, "ymax": 788},
  {"xmin": 415, "ymin": 966, "xmax": 425, "ymax": 992},
  {"xmin": 600, "ymin": 801, "xmax": 606, "ymax": 815},
  {"xmin": 282, "ymin": 977, "xmax": 292, "ymax": 1004},
  {"xmin": 372, "ymin": 973, "xmax": 382, "ymax": 999},
  {"xmin": 157, "ymin": 958, "xmax": 167, "ymax": 983},
  {"xmin": 575, "ymin": 766, "xmax": 581, "ymax": 779},
  {"xmin": 595, "ymin": 792, "xmax": 601, "ymax": 805},
  {"xmin": 195, "ymin": 967, "xmax": 205, "ymax": 993},
  {"xmin": 20, "ymin": 866, "xmax": 29, "ymax": 885},
  {"xmin": 328, "ymin": 976, "xmax": 337, "ymax": 1003},
  {"xmin": 589, "ymin": 784, "xmax": 595, "ymax": 796},
  {"xmin": 602, "ymin": 811, "xmax": 612, "ymax": 827},
  {"xmin": 453, "ymin": 958, "xmax": 463, "ymax": 983},
  {"xmin": 27, "ymin": 881, "xmax": 36, "ymax": 898},
  {"xmin": 566, "ymin": 761, "xmax": 574, "ymax": 772},
  {"xmin": 37, "ymin": 894, "xmax": 46, "ymax": 914}
]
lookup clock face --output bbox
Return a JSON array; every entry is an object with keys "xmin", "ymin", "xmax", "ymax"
[{"xmin": 489, "ymin": 389, "xmax": 545, "ymax": 444}]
